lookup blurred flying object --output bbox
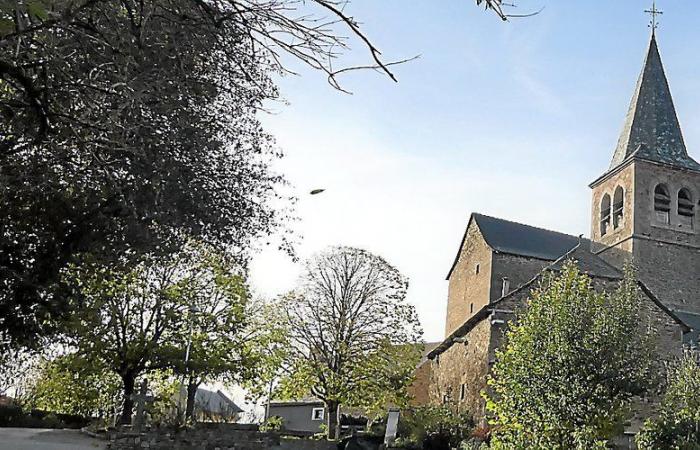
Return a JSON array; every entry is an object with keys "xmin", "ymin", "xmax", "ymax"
[{"xmin": 310, "ymin": 189, "xmax": 326, "ymax": 195}]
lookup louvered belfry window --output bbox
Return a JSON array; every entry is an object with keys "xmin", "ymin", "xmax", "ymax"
[
  {"xmin": 600, "ymin": 194, "xmax": 611, "ymax": 236},
  {"xmin": 613, "ymin": 186, "xmax": 625, "ymax": 229},
  {"xmin": 654, "ymin": 184, "xmax": 671, "ymax": 225},
  {"xmin": 678, "ymin": 188, "xmax": 695, "ymax": 228}
]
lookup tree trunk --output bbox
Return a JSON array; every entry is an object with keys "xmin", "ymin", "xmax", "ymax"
[
  {"xmin": 326, "ymin": 400, "xmax": 340, "ymax": 441},
  {"xmin": 119, "ymin": 372, "xmax": 136, "ymax": 425},
  {"xmin": 185, "ymin": 380, "xmax": 199, "ymax": 422}
]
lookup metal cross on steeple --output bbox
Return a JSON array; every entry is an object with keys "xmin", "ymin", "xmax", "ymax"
[{"xmin": 645, "ymin": 1, "xmax": 663, "ymax": 32}]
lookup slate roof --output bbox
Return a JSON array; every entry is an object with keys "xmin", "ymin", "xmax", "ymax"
[
  {"xmin": 671, "ymin": 310, "xmax": 700, "ymax": 346},
  {"xmin": 610, "ymin": 33, "xmax": 700, "ymax": 172},
  {"xmin": 447, "ymin": 213, "xmax": 582, "ymax": 279},
  {"xmin": 430, "ymin": 244, "xmax": 690, "ymax": 359},
  {"xmin": 475, "ymin": 213, "xmax": 582, "ymax": 260},
  {"xmin": 549, "ymin": 245, "xmax": 622, "ymax": 280},
  {"xmin": 193, "ymin": 388, "xmax": 243, "ymax": 416}
]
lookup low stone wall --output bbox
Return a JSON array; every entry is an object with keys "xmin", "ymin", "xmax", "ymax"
[{"xmin": 106, "ymin": 424, "xmax": 338, "ymax": 450}]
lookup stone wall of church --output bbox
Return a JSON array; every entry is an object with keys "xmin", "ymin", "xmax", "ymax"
[
  {"xmin": 591, "ymin": 163, "xmax": 636, "ymax": 246},
  {"xmin": 627, "ymin": 280, "xmax": 686, "ymax": 429},
  {"xmin": 445, "ymin": 224, "xmax": 493, "ymax": 337},
  {"xmin": 431, "ymin": 271, "xmax": 686, "ymax": 426},
  {"xmin": 428, "ymin": 319, "xmax": 492, "ymax": 423},
  {"xmin": 634, "ymin": 239, "xmax": 700, "ymax": 313},
  {"xmin": 490, "ymin": 253, "xmax": 550, "ymax": 301},
  {"xmin": 408, "ymin": 361, "xmax": 432, "ymax": 406},
  {"xmin": 631, "ymin": 161, "xmax": 700, "ymax": 314}
]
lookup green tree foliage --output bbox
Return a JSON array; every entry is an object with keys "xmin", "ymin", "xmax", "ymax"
[
  {"xmin": 277, "ymin": 246, "xmax": 423, "ymax": 439},
  {"xmin": 0, "ymin": 0, "xmax": 290, "ymax": 349},
  {"xmin": 0, "ymin": 347, "xmax": 42, "ymax": 402},
  {"xmin": 63, "ymin": 257, "xmax": 187, "ymax": 424},
  {"xmin": 27, "ymin": 354, "xmax": 121, "ymax": 419},
  {"xmin": 0, "ymin": 0, "xmax": 529, "ymax": 351},
  {"xmin": 157, "ymin": 244, "xmax": 284, "ymax": 421},
  {"xmin": 637, "ymin": 351, "xmax": 700, "ymax": 449},
  {"xmin": 396, "ymin": 405, "xmax": 474, "ymax": 450},
  {"xmin": 62, "ymin": 241, "xmax": 273, "ymax": 424},
  {"xmin": 485, "ymin": 262, "xmax": 656, "ymax": 449}
]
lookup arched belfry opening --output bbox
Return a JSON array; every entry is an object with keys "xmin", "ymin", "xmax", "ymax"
[
  {"xmin": 600, "ymin": 194, "xmax": 611, "ymax": 236},
  {"xmin": 678, "ymin": 188, "xmax": 695, "ymax": 228},
  {"xmin": 654, "ymin": 184, "xmax": 671, "ymax": 225},
  {"xmin": 613, "ymin": 186, "xmax": 624, "ymax": 229}
]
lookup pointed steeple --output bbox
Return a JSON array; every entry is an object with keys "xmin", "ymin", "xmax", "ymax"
[{"xmin": 610, "ymin": 33, "xmax": 700, "ymax": 171}]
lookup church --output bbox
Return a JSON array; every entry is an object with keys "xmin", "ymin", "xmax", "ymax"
[{"xmin": 414, "ymin": 30, "xmax": 700, "ymax": 427}]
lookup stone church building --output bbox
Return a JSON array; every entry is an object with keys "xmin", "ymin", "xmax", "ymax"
[{"xmin": 415, "ymin": 33, "xmax": 700, "ymax": 426}]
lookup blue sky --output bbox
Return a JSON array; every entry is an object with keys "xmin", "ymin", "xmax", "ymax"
[{"xmin": 248, "ymin": 1, "xmax": 700, "ymax": 342}]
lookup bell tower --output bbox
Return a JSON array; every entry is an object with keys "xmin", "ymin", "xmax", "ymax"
[{"xmin": 590, "ymin": 31, "xmax": 700, "ymax": 314}]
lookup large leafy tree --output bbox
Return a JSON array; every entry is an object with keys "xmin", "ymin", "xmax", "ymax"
[
  {"xmin": 277, "ymin": 246, "xmax": 423, "ymax": 440},
  {"xmin": 0, "ymin": 0, "xmax": 524, "ymax": 349},
  {"xmin": 158, "ymin": 245, "xmax": 284, "ymax": 422},
  {"xmin": 486, "ymin": 262, "xmax": 657, "ymax": 450},
  {"xmin": 637, "ymin": 351, "xmax": 700, "ymax": 449},
  {"xmin": 63, "ymin": 242, "xmax": 278, "ymax": 424},
  {"xmin": 63, "ymin": 256, "xmax": 187, "ymax": 425},
  {"xmin": 0, "ymin": 0, "xmax": 288, "ymax": 349},
  {"xmin": 27, "ymin": 354, "xmax": 122, "ymax": 419}
]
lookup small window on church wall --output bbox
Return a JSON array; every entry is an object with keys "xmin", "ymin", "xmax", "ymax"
[
  {"xmin": 475, "ymin": 264, "xmax": 480, "ymax": 275},
  {"xmin": 501, "ymin": 278, "xmax": 510, "ymax": 297},
  {"xmin": 613, "ymin": 186, "xmax": 624, "ymax": 229},
  {"xmin": 678, "ymin": 188, "xmax": 695, "ymax": 228},
  {"xmin": 460, "ymin": 384, "xmax": 466, "ymax": 401},
  {"xmin": 600, "ymin": 194, "xmax": 611, "ymax": 236},
  {"xmin": 654, "ymin": 184, "xmax": 671, "ymax": 225},
  {"xmin": 470, "ymin": 303, "xmax": 474, "ymax": 314}
]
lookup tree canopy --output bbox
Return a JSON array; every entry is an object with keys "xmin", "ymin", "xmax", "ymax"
[
  {"xmin": 27, "ymin": 354, "xmax": 122, "ymax": 419},
  {"xmin": 277, "ymin": 246, "xmax": 423, "ymax": 439},
  {"xmin": 0, "ymin": 0, "xmax": 292, "ymax": 348},
  {"xmin": 486, "ymin": 262, "xmax": 657, "ymax": 449},
  {"xmin": 637, "ymin": 351, "xmax": 700, "ymax": 449}
]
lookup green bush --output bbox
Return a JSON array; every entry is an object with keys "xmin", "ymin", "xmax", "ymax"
[
  {"xmin": 0, "ymin": 404, "xmax": 25, "ymax": 427},
  {"xmin": 0, "ymin": 404, "xmax": 87, "ymax": 428},
  {"xmin": 396, "ymin": 405, "xmax": 473, "ymax": 450},
  {"xmin": 260, "ymin": 415, "xmax": 284, "ymax": 432},
  {"xmin": 637, "ymin": 352, "xmax": 700, "ymax": 449}
]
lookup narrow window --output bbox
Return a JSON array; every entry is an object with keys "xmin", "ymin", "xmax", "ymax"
[
  {"xmin": 654, "ymin": 184, "xmax": 671, "ymax": 225},
  {"xmin": 678, "ymin": 188, "xmax": 695, "ymax": 228},
  {"xmin": 600, "ymin": 194, "xmax": 611, "ymax": 236},
  {"xmin": 613, "ymin": 186, "xmax": 624, "ymax": 229},
  {"xmin": 470, "ymin": 303, "xmax": 474, "ymax": 314},
  {"xmin": 460, "ymin": 383, "xmax": 466, "ymax": 401},
  {"xmin": 475, "ymin": 264, "xmax": 480, "ymax": 275},
  {"xmin": 501, "ymin": 278, "xmax": 510, "ymax": 297}
]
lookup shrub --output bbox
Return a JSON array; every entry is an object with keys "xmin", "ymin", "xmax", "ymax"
[
  {"xmin": 397, "ymin": 405, "xmax": 473, "ymax": 450},
  {"xmin": 0, "ymin": 404, "xmax": 24, "ymax": 427},
  {"xmin": 637, "ymin": 351, "xmax": 700, "ymax": 449},
  {"xmin": 261, "ymin": 416, "xmax": 284, "ymax": 432}
]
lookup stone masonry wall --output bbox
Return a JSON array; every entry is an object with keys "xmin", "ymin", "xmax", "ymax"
[
  {"xmin": 445, "ymin": 223, "xmax": 493, "ymax": 337},
  {"xmin": 429, "ymin": 319, "xmax": 492, "ymax": 423},
  {"xmin": 408, "ymin": 361, "xmax": 432, "ymax": 406},
  {"xmin": 591, "ymin": 163, "xmax": 636, "ymax": 251},
  {"xmin": 591, "ymin": 160, "xmax": 700, "ymax": 313},
  {"xmin": 107, "ymin": 426, "xmax": 337, "ymax": 450},
  {"xmin": 432, "ymin": 268, "xmax": 686, "ymax": 426},
  {"xmin": 490, "ymin": 253, "xmax": 550, "ymax": 302},
  {"xmin": 632, "ymin": 161, "xmax": 700, "ymax": 314}
]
